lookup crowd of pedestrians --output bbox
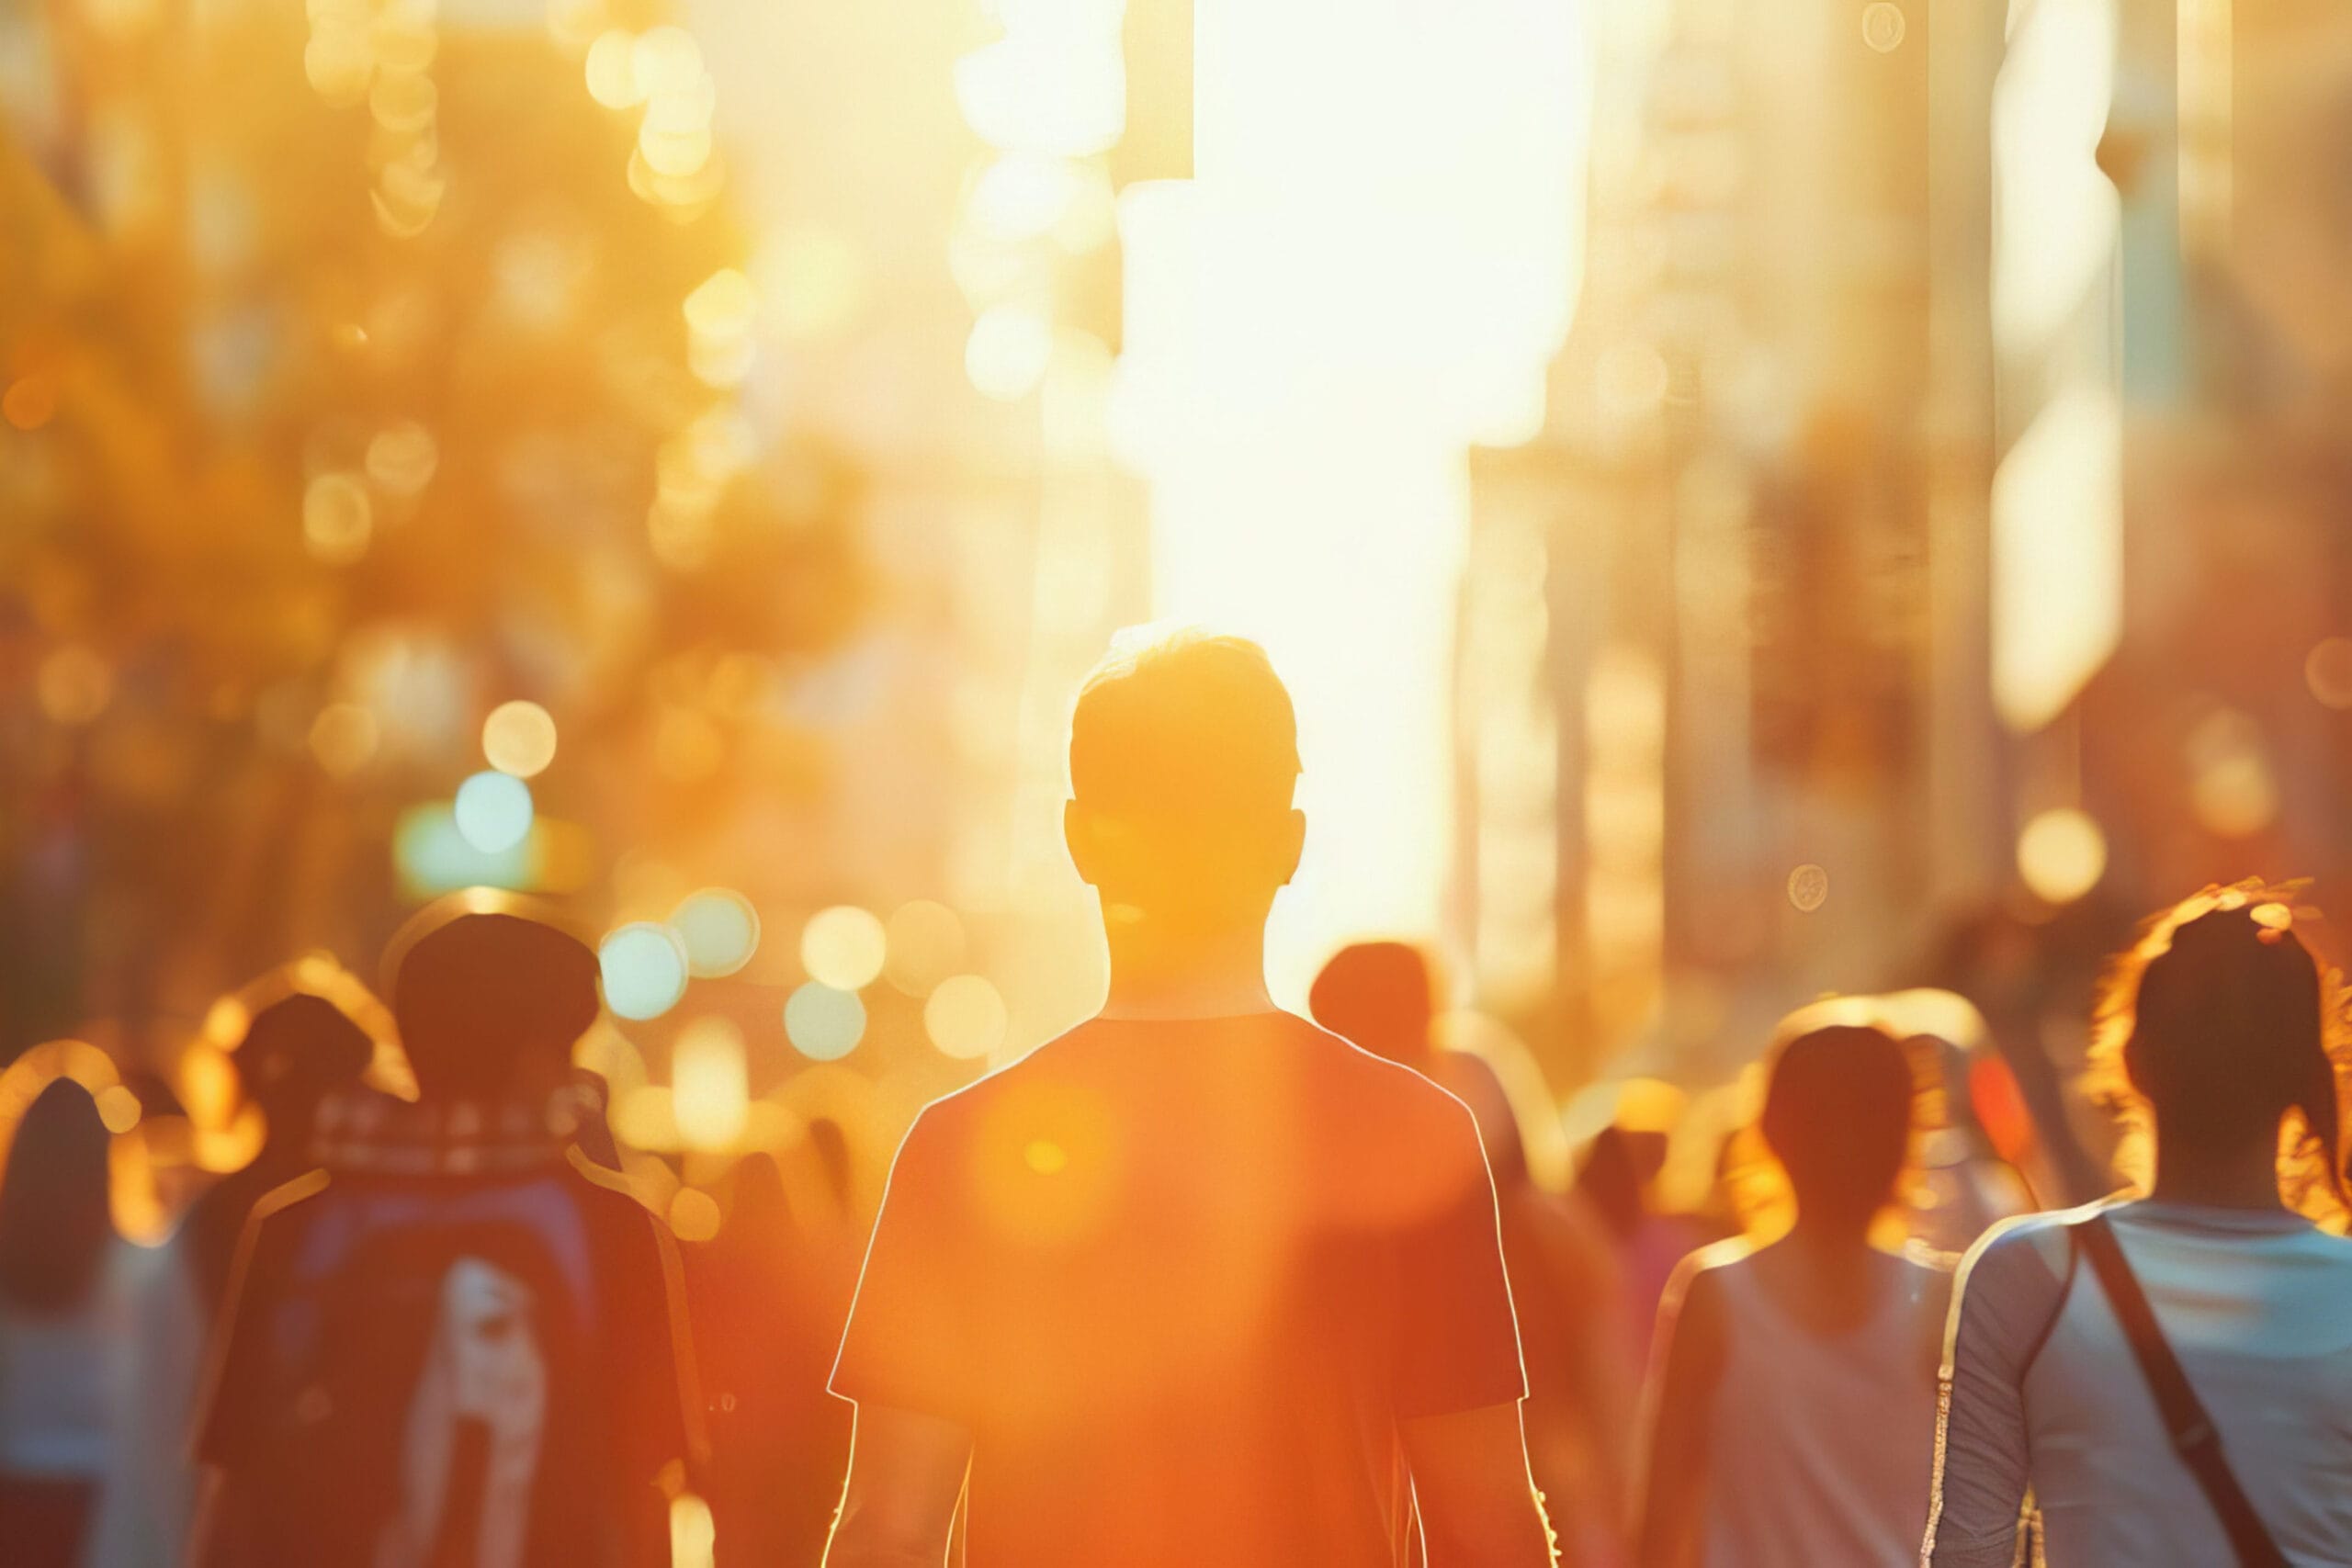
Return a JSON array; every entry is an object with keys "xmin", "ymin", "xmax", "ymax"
[{"xmin": 2, "ymin": 628, "xmax": 2348, "ymax": 1567}]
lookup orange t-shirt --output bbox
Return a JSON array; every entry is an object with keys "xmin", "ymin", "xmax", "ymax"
[{"xmin": 831, "ymin": 1011, "xmax": 1526, "ymax": 1568}]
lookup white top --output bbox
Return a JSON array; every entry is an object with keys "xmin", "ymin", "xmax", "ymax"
[
  {"xmin": 1702, "ymin": 1247, "xmax": 1943, "ymax": 1567},
  {"xmin": 88, "ymin": 1235, "xmax": 206, "ymax": 1568},
  {"xmin": 1925, "ymin": 1200, "xmax": 2352, "ymax": 1567},
  {"xmin": 0, "ymin": 1241, "xmax": 141, "ymax": 1479}
]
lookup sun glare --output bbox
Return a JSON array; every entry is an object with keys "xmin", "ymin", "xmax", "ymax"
[{"xmin": 1119, "ymin": 0, "xmax": 1589, "ymax": 1003}]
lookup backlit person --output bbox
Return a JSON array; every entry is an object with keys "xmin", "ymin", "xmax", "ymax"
[
  {"xmin": 825, "ymin": 628, "xmax": 1555, "ymax": 1568},
  {"xmin": 0, "ymin": 1078, "xmax": 126, "ymax": 1568},
  {"xmin": 1636, "ymin": 1023, "xmax": 1947, "ymax": 1568},
  {"xmin": 1924, "ymin": 889, "xmax": 2352, "ymax": 1567},
  {"xmin": 92, "ymin": 992, "xmax": 375, "ymax": 1568},
  {"xmin": 191, "ymin": 897, "xmax": 703, "ymax": 1568},
  {"xmin": 1312, "ymin": 941, "xmax": 1636, "ymax": 1568}
]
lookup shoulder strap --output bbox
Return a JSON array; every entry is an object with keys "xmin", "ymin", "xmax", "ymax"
[
  {"xmin": 2015, "ymin": 1220, "xmax": 2077, "ymax": 1384},
  {"xmin": 2075, "ymin": 1213, "xmax": 2290, "ymax": 1568}
]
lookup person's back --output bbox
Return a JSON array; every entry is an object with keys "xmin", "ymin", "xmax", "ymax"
[
  {"xmin": 1936, "ymin": 1200, "xmax": 2352, "ymax": 1565},
  {"xmin": 0, "ymin": 1077, "xmax": 123, "ymax": 1568},
  {"xmin": 1309, "ymin": 939, "xmax": 1637, "ymax": 1566},
  {"xmin": 826, "ymin": 628, "xmax": 1553, "ymax": 1568},
  {"xmin": 1928, "ymin": 888, "xmax": 2352, "ymax": 1567},
  {"xmin": 835, "ymin": 1010, "xmax": 1517, "ymax": 1566},
  {"xmin": 1696, "ymin": 1242, "xmax": 1942, "ymax": 1567},
  {"xmin": 195, "ymin": 1116, "xmax": 697, "ymax": 1568},
  {"xmin": 192, "ymin": 897, "xmax": 702, "ymax": 1568},
  {"xmin": 1639, "ymin": 1023, "xmax": 1946, "ymax": 1568}
]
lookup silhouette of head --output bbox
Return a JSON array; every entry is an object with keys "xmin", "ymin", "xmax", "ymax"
[
  {"xmin": 0, "ymin": 1078, "xmax": 113, "ymax": 1314},
  {"xmin": 1573, "ymin": 1124, "xmax": 1655, "ymax": 1240},
  {"xmin": 390, "ymin": 904, "xmax": 601, "ymax": 1103},
  {"xmin": 235, "ymin": 993, "xmax": 373, "ymax": 1142},
  {"xmin": 1760, "ymin": 1023, "xmax": 1914, "ymax": 1231},
  {"xmin": 2101, "ymin": 894, "xmax": 2345, "ymax": 1206},
  {"xmin": 1309, "ymin": 942, "xmax": 1436, "ymax": 1065},
  {"xmin": 1065, "ymin": 628, "xmax": 1304, "ymax": 936}
]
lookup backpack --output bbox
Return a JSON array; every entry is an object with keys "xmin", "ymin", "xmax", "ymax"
[{"xmin": 197, "ymin": 1160, "xmax": 697, "ymax": 1568}]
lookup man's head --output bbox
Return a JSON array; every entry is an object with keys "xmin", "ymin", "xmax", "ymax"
[
  {"xmin": 1308, "ymin": 942, "xmax": 1435, "ymax": 1065},
  {"xmin": 234, "ymin": 993, "xmax": 374, "ymax": 1139},
  {"xmin": 1759, "ymin": 1023, "xmax": 1915, "ymax": 1231},
  {"xmin": 1064, "ymin": 628, "xmax": 1304, "ymax": 933},
  {"xmin": 389, "ymin": 899, "xmax": 601, "ymax": 1102}
]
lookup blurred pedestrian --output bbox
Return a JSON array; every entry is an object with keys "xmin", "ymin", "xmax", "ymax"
[
  {"xmin": 1636, "ymin": 1024, "xmax": 1947, "ymax": 1568},
  {"xmin": 89, "ymin": 989, "xmax": 377, "ymax": 1568},
  {"xmin": 1575, "ymin": 1122, "xmax": 1710, "ymax": 1367},
  {"xmin": 1925, "ymin": 889, "xmax": 2352, "ymax": 1567},
  {"xmin": 190, "ymin": 894, "xmax": 704, "ymax": 1568},
  {"xmin": 686, "ymin": 1123, "xmax": 869, "ymax": 1568},
  {"xmin": 1312, "ymin": 940, "xmax": 1636, "ymax": 1566},
  {"xmin": 0, "ymin": 1078, "xmax": 125, "ymax": 1568}
]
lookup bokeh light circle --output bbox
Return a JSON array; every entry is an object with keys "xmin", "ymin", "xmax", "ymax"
[
  {"xmin": 925, "ymin": 975, "xmax": 1009, "ymax": 1061},
  {"xmin": 885, "ymin": 900, "xmax": 967, "ymax": 995},
  {"xmin": 2306, "ymin": 638, "xmax": 2352, "ymax": 711},
  {"xmin": 965, "ymin": 306, "xmax": 1053, "ymax": 400},
  {"xmin": 667, "ymin": 1187, "xmax": 722, "ymax": 1242},
  {"xmin": 366, "ymin": 421, "xmax": 439, "ymax": 495},
  {"xmin": 453, "ymin": 770, "xmax": 534, "ymax": 853},
  {"xmin": 303, "ymin": 471, "xmax": 373, "ymax": 564},
  {"xmin": 801, "ymin": 905, "xmax": 887, "ymax": 991},
  {"xmin": 1786, "ymin": 863, "xmax": 1830, "ymax": 913},
  {"xmin": 36, "ymin": 647, "xmax": 112, "ymax": 727},
  {"xmin": 2017, "ymin": 808, "xmax": 2108, "ymax": 906},
  {"xmin": 785, "ymin": 983, "xmax": 866, "ymax": 1061},
  {"xmin": 1860, "ymin": 2, "xmax": 1907, "ymax": 51},
  {"xmin": 671, "ymin": 888, "xmax": 761, "ymax": 978},
  {"xmin": 600, "ymin": 922, "xmax": 690, "ymax": 1021},
  {"xmin": 482, "ymin": 700, "xmax": 559, "ymax": 778}
]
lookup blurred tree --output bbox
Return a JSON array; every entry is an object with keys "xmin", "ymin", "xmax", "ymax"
[{"xmin": 0, "ymin": 1, "xmax": 863, "ymax": 1061}]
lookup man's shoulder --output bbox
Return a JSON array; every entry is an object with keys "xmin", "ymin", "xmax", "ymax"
[
  {"xmin": 225, "ymin": 1168, "xmax": 335, "ymax": 1258},
  {"xmin": 560, "ymin": 1147, "xmax": 677, "ymax": 1233},
  {"xmin": 1310, "ymin": 1024, "xmax": 1490, "ymax": 1135}
]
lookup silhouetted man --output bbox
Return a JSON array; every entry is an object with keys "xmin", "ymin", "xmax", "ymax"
[
  {"xmin": 826, "ymin": 629, "xmax": 1555, "ymax": 1568},
  {"xmin": 191, "ymin": 894, "xmax": 702, "ymax": 1568}
]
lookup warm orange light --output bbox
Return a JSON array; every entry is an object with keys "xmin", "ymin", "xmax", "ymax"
[
  {"xmin": 801, "ymin": 906, "xmax": 887, "ymax": 991},
  {"xmin": 3, "ymin": 375, "xmax": 59, "ymax": 430},
  {"xmin": 2018, "ymin": 808, "xmax": 2107, "ymax": 904},
  {"xmin": 925, "ymin": 975, "xmax": 1010, "ymax": 1061},
  {"xmin": 672, "ymin": 1017, "xmax": 749, "ymax": 1151}
]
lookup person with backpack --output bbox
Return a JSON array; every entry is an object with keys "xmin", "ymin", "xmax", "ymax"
[
  {"xmin": 823, "ymin": 628, "xmax": 1555, "ymax": 1568},
  {"xmin": 1924, "ymin": 886, "xmax": 2352, "ymax": 1567},
  {"xmin": 1634, "ymin": 1022, "xmax": 1950, "ymax": 1568},
  {"xmin": 189, "ymin": 893, "xmax": 704, "ymax": 1568}
]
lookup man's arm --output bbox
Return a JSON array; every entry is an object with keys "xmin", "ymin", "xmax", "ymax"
[
  {"xmin": 821, "ymin": 1404, "xmax": 973, "ymax": 1568},
  {"xmin": 1632, "ymin": 1258, "xmax": 1725, "ymax": 1568},
  {"xmin": 1401, "ymin": 1401, "xmax": 1558, "ymax": 1568}
]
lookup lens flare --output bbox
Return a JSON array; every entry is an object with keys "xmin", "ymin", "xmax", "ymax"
[
  {"xmin": 601, "ymin": 922, "xmax": 690, "ymax": 1021},
  {"xmin": 453, "ymin": 770, "xmax": 534, "ymax": 853}
]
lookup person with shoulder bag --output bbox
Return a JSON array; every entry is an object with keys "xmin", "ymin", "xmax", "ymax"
[{"xmin": 1923, "ymin": 886, "xmax": 2352, "ymax": 1567}]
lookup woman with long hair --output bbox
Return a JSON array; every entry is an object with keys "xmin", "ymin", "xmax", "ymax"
[
  {"xmin": 0, "ymin": 1077, "xmax": 122, "ymax": 1568},
  {"xmin": 1924, "ymin": 885, "xmax": 2352, "ymax": 1566}
]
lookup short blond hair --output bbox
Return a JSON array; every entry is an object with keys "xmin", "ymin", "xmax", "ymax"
[{"xmin": 1068, "ymin": 626, "xmax": 1300, "ymax": 818}]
